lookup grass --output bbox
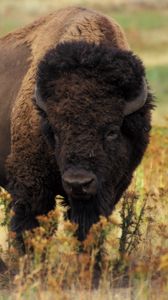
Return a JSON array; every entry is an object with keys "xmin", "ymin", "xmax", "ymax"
[
  {"xmin": 146, "ymin": 66, "xmax": 168, "ymax": 102},
  {"xmin": 110, "ymin": 9, "xmax": 168, "ymax": 30},
  {"xmin": 146, "ymin": 65, "xmax": 168, "ymax": 124}
]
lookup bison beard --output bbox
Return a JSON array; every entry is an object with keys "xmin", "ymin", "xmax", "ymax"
[
  {"xmin": 67, "ymin": 182, "xmax": 113, "ymax": 241},
  {"xmin": 68, "ymin": 198, "xmax": 100, "ymax": 241}
]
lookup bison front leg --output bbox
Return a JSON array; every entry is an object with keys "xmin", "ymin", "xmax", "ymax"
[{"xmin": 6, "ymin": 148, "xmax": 57, "ymax": 254}]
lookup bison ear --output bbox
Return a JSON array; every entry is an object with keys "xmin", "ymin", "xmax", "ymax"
[
  {"xmin": 34, "ymin": 85, "xmax": 47, "ymax": 112},
  {"xmin": 123, "ymin": 77, "xmax": 148, "ymax": 115}
]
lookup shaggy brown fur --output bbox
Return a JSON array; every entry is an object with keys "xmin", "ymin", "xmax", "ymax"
[{"xmin": 0, "ymin": 7, "xmax": 154, "ymax": 245}]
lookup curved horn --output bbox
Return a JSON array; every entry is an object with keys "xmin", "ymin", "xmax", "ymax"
[
  {"xmin": 34, "ymin": 85, "xmax": 47, "ymax": 112},
  {"xmin": 124, "ymin": 77, "xmax": 148, "ymax": 116}
]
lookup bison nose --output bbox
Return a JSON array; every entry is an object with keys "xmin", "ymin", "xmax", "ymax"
[{"xmin": 62, "ymin": 169, "xmax": 97, "ymax": 197}]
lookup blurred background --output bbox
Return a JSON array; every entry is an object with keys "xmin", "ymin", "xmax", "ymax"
[{"xmin": 0, "ymin": 0, "xmax": 168, "ymax": 125}]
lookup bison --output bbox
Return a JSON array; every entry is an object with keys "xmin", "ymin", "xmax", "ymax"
[{"xmin": 0, "ymin": 7, "xmax": 154, "ymax": 246}]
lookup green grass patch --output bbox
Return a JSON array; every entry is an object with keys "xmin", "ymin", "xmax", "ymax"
[
  {"xmin": 147, "ymin": 65, "xmax": 168, "ymax": 101},
  {"xmin": 0, "ymin": 19, "xmax": 25, "ymax": 36},
  {"xmin": 146, "ymin": 65, "xmax": 168, "ymax": 108},
  {"xmin": 111, "ymin": 9, "xmax": 168, "ymax": 30}
]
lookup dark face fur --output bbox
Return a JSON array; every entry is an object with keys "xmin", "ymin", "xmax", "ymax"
[{"xmin": 35, "ymin": 42, "xmax": 153, "ymax": 240}]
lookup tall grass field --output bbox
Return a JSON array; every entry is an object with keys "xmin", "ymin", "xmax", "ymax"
[{"xmin": 0, "ymin": 1, "xmax": 168, "ymax": 299}]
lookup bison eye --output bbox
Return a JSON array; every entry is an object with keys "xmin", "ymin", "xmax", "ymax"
[{"xmin": 105, "ymin": 127, "xmax": 119, "ymax": 142}]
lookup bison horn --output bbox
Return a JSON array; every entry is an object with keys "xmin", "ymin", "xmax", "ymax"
[
  {"xmin": 34, "ymin": 85, "xmax": 47, "ymax": 112},
  {"xmin": 124, "ymin": 77, "xmax": 148, "ymax": 116}
]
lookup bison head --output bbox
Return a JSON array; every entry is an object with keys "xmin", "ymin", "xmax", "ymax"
[{"xmin": 35, "ymin": 41, "xmax": 153, "ymax": 240}]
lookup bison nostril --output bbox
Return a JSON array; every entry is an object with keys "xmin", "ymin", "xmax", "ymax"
[{"xmin": 82, "ymin": 178, "xmax": 94, "ymax": 192}]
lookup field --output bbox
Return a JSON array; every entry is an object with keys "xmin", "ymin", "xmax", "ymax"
[{"xmin": 0, "ymin": 1, "xmax": 168, "ymax": 299}]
